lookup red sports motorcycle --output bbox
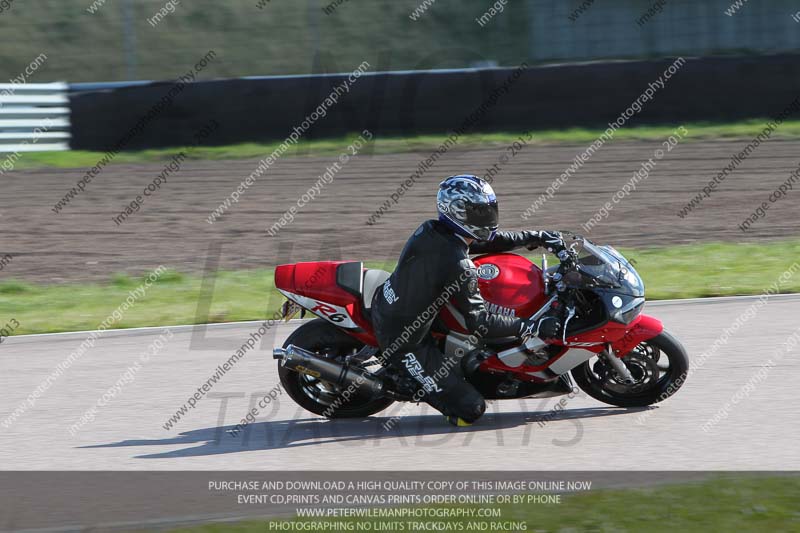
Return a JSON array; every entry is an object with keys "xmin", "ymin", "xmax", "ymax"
[{"xmin": 273, "ymin": 235, "xmax": 689, "ymax": 418}]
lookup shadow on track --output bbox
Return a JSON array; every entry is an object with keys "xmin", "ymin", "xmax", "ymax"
[{"xmin": 80, "ymin": 405, "xmax": 646, "ymax": 459}]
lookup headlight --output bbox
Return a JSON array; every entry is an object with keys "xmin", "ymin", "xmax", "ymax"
[
  {"xmin": 620, "ymin": 299, "xmax": 644, "ymax": 324},
  {"xmin": 609, "ymin": 296, "xmax": 645, "ymax": 324}
]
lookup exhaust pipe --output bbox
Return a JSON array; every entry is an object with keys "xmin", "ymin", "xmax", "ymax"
[{"xmin": 274, "ymin": 344, "xmax": 384, "ymax": 396}]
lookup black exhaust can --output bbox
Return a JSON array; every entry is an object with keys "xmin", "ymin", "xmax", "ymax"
[{"xmin": 274, "ymin": 344, "xmax": 384, "ymax": 396}]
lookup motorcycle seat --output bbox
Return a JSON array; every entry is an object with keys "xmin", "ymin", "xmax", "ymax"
[{"xmin": 334, "ymin": 262, "xmax": 391, "ymax": 314}]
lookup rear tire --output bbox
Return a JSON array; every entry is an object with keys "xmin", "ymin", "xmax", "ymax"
[
  {"xmin": 571, "ymin": 330, "xmax": 689, "ymax": 408},
  {"xmin": 278, "ymin": 319, "xmax": 394, "ymax": 418}
]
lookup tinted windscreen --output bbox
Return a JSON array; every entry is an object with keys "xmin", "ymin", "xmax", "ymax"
[{"xmin": 573, "ymin": 240, "xmax": 644, "ymax": 296}]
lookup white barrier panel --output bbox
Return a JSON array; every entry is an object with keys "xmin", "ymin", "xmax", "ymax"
[{"xmin": 0, "ymin": 82, "xmax": 70, "ymax": 153}]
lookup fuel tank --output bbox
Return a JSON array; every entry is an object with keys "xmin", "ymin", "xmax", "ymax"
[{"xmin": 473, "ymin": 253, "xmax": 548, "ymax": 319}]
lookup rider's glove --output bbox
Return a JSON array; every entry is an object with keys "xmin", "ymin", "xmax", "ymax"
[
  {"xmin": 541, "ymin": 230, "xmax": 567, "ymax": 254},
  {"xmin": 521, "ymin": 315, "xmax": 562, "ymax": 341},
  {"xmin": 526, "ymin": 230, "xmax": 568, "ymax": 255},
  {"xmin": 521, "ymin": 230, "xmax": 544, "ymax": 251}
]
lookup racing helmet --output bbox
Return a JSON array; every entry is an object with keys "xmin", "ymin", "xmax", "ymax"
[{"xmin": 436, "ymin": 175, "xmax": 498, "ymax": 241}]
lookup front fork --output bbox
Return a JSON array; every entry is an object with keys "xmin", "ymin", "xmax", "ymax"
[
  {"xmin": 601, "ymin": 346, "xmax": 635, "ymax": 385},
  {"xmin": 602, "ymin": 314, "xmax": 664, "ymax": 384}
]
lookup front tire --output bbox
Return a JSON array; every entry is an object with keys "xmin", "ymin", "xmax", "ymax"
[
  {"xmin": 278, "ymin": 319, "xmax": 394, "ymax": 418},
  {"xmin": 571, "ymin": 330, "xmax": 689, "ymax": 408}
]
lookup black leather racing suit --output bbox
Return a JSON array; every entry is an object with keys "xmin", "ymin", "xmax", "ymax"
[{"xmin": 370, "ymin": 219, "xmax": 552, "ymax": 422}]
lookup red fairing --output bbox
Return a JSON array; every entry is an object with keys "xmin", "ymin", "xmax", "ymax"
[
  {"xmin": 438, "ymin": 253, "xmax": 547, "ymax": 332},
  {"xmin": 274, "ymin": 264, "xmax": 296, "ymax": 293},
  {"xmin": 476, "ymin": 314, "xmax": 665, "ymax": 383},
  {"xmin": 276, "ymin": 261, "xmax": 345, "ymax": 302},
  {"xmin": 274, "ymin": 261, "xmax": 377, "ymax": 346},
  {"xmin": 609, "ymin": 314, "xmax": 663, "ymax": 357},
  {"xmin": 473, "ymin": 253, "xmax": 548, "ymax": 319},
  {"xmin": 562, "ymin": 316, "xmax": 638, "ymax": 346}
]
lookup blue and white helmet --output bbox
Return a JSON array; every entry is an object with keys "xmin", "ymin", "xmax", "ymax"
[{"xmin": 437, "ymin": 175, "xmax": 499, "ymax": 241}]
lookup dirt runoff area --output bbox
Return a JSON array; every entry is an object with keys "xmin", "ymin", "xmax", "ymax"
[{"xmin": 1, "ymin": 138, "xmax": 799, "ymax": 283}]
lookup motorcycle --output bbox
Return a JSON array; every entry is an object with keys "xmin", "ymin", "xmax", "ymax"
[{"xmin": 273, "ymin": 234, "xmax": 689, "ymax": 418}]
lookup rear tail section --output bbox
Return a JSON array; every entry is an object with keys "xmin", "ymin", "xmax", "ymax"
[
  {"xmin": 275, "ymin": 261, "xmax": 343, "ymax": 301},
  {"xmin": 274, "ymin": 261, "xmax": 379, "ymax": 345}
]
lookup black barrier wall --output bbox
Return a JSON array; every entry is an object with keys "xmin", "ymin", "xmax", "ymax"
[{"xmin": 70, "ymin": 54, "xmax": 800, "ymax": 151}]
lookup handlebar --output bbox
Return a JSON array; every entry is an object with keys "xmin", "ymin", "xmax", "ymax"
[{"xmin": 542, "ymin": 248, "xmax": 579, "ymax": 294}]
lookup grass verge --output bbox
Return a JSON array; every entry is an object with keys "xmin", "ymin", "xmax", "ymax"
[
  {"xmin": 166, "ymin": 475, "xmax": 800, "ymax": 532},
  {"xmin": 1, "ymin": 240, "xmax": 799, "ymax": 336},
  {"xmin": 13, "ymin": 118, "xmax": 800, "ymax": 170}
]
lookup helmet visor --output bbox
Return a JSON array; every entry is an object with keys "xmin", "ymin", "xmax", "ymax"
[{"xmin": 466, "ymin": 199, "xmax": 499, "ymax": 228}]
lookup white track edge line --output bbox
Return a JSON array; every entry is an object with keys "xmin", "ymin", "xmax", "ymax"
[{"xmin": 9, "ymin": 293, "xmax": 800, "ymax": 340}]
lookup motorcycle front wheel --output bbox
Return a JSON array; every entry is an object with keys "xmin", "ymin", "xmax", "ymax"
[{"xmin": 571, "ymin": 330, "xmax": 689, "ymax": 408}]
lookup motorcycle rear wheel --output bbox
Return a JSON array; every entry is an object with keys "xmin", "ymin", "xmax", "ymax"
[
  {"xmin": 278, "ymin": 318, "xmax": 394, "ymax": 418},
  {"xmin": 571, "ymin": 330, "xmax": 689, "ymax": 408}
]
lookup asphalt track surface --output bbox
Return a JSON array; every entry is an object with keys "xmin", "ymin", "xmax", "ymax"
[
  {"xmin": 4, "ymin": 139, "xmax": 800, "ymax": 283},
  {"xmin": 3, "ymin": 294, "xmax": 799, "ymax": 471}
]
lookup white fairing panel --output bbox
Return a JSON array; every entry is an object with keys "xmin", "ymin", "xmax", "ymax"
[
  {"xmin": 362, "ymin": 269, "xmax": 391, "ymax": 309},
  {"xmin": 278, "ymin": 289, "xmax": 360, "ymax": 329},
  {"xmin": 547, "ymin": 348, "xmax": 597, "ymax": 375}
]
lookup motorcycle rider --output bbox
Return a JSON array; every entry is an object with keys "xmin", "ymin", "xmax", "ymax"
[{"xmin": 370, "ymin": 174, "xmax": 572, "ymax": 426}]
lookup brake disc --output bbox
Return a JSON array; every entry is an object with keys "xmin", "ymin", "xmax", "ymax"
[{"xmin": 594, "ymin": 347, "xmax": 661, "ymax": 395}]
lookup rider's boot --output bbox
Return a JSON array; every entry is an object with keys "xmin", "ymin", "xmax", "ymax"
[{"xmin": 445, "ymin": 416, "xmax": 474, "ymax": 427}]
